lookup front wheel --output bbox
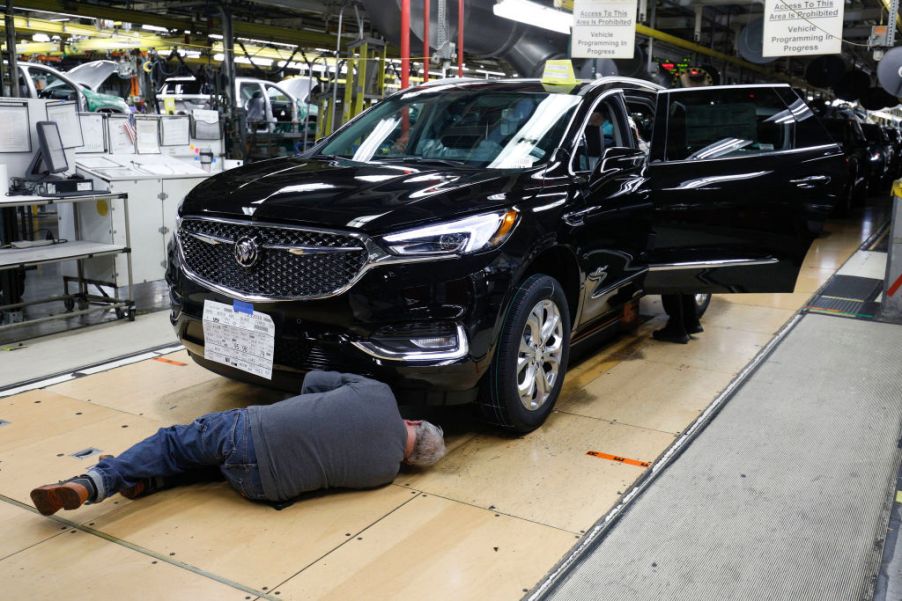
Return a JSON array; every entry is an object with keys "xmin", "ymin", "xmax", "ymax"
[
  {"xmin": 694, "ymin": 293, "xmax": 712, "ymax": 318},
  {"xmin": 479, "ymin": 274, "xmax": 571, "ymax": 433}
]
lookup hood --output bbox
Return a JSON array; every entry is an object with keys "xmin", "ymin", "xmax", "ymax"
[
  {"xmin": 67, "ymin": 60, "xmax": 119, "ymax": 91},
  {"xmin": 278, "ymin": 77, "xmax": 313, "ymax": 101},
  {"xmin": 81, "ymin": 87, "xmax": 130, "ymax": 113},
  {"xmin": 181, "ymin": 157, "xmax": 542, "ymax": 234}
]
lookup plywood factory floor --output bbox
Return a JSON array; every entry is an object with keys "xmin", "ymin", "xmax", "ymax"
[{"xmin": 0, "ymin": 203, "xmax": 886, "ymax": 601}]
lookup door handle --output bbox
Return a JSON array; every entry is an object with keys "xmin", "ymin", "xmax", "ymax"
[{"xmin": 789, "ymin": 175, "xmax": 831, "ymax": 189}]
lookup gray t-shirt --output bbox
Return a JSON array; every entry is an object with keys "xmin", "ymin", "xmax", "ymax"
[{"xmin": 247, "ymin": 371, "xmax": 407, "ymax": 501}]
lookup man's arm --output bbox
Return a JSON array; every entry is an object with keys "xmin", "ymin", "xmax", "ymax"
[{"xmin": 300, "ymin": 371, "xmax": 377, "ymax": 394}]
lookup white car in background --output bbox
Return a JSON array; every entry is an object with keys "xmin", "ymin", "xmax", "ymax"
[
  {"xmin": 17, "ymin": 62, "xmax": 130, "ymax": 113},
  {"xmin": 65, "ymin": 60, "xmax": 134, "ymax": 99},
  {"xmin": 157, "ymin": 75, "xmax": 315, "ymax": 133}
]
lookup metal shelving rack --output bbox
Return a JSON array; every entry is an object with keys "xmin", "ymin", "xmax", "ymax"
[{"xmin": 0, "ymin": 191, "xmax": 134, "ymax": 332}]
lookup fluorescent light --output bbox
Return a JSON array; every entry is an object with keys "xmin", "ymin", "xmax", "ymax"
[
  {"xmin": 32, "ymin": 33, "xmax": 50, "ymax": 42},
  {"xmin": 142, "ymin": 24, "xmax": 169, "ymax": 33},
  {"xmin": 492, "ymin": 0, "xmax": 572, "ymax": 35}
]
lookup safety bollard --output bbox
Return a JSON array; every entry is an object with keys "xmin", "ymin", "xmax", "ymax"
[{"xmin": 881, "ymin": 179, "xmax": 902, "ymax": 322}]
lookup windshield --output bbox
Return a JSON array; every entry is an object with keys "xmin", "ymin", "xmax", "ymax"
[{"xmin": 316, "ymin": 87, "xmax": 581, "ymax": 169}]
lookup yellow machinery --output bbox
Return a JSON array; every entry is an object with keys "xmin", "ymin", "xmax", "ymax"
[{"xmin": 316, "ymin": 37, "xmax": 387, "ymax": 140}]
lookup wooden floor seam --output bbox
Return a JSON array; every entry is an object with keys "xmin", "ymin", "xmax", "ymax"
[
  {"xmin": 261, "ymin": 487, "xmax": 432, "ymax": 595},
  {"xmin": 0, "ymin": 493, "xmax": 281, "ymax": 601},
  {"xmin": 551, "ymin": 408, "xmax": 686, "ymax": 436},
  {"xmin": 397, "ymin": 487, "xmax": 584, "ymax": 536}
]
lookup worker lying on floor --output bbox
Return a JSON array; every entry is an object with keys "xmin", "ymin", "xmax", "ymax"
[{"xmin": 30, "ymin": 370, "xmax": 446, "ymax": 516}]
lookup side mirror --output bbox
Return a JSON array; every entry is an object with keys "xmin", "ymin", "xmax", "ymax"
[{"xmin": 589, "ymin": 146, "xmax": 644, "ymax": 188}]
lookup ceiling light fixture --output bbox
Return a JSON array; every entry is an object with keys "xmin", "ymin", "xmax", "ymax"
[{"xmin": 492, "ymin": 0, "xmax": 573, "ymax": 35}]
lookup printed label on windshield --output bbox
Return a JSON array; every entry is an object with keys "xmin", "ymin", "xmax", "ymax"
[{"xmin": 202, "ymin": 300, "xmax": 275, "ymax": 380}]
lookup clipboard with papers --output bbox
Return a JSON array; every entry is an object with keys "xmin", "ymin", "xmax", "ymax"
[{"xmin": 191, "ymin": 109, "xmax": 221, "ymax": 140}]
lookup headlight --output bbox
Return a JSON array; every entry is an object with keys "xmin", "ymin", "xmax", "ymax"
[{"xmin": 381, "ymin": 209, "xmax": 519, "ymax": 256}]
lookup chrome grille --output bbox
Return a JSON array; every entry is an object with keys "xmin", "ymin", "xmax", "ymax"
[{"xmin": 178, "ymin": 219, "xmax": 368, "ymax": 300}]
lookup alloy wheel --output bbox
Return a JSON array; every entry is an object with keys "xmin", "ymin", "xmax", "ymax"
[{"xmin": 516, "ymin": 299, "xmax": 564, "ymax": 411}]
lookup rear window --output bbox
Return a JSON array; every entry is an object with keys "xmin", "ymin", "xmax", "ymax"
[
  {"xmin": 662, "ymin": 87, "xmax": 834, "ymax": 161},
  {"xmin": 663, "ymin": 87, "xmax": 793, "ymax": 161},
  {"xmin": 862, "ymin": 124, "xmax": 885, "ymax": 143},
  {"xmin": 821, "ymin": 120, "xmax": 845, "ymax": 143}
]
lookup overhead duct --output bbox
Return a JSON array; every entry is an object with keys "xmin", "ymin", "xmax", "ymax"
[
  {"xmin": 737, "ymin": 18, "xmax": 776, "ymax": 64},
  {"xmin": 360, "ymin": 0, "xmax": 570, "ymax": 78}
]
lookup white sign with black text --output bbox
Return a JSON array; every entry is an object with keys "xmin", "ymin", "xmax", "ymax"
[
  {"xmin": 571, "ymin": 0, "xmax": 637, "ymax": 60},
  {"xmin": 762, "ymin": 0, "xmax": 843, "ymax": 57},
  {"xmin": 202, "ymin": 300, "xmax": 275, "ymax": 380}
]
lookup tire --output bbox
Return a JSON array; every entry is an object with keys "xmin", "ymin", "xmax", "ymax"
[
  {"xmin": 479, "ymin": 274, "xmax": 571, "ymax": 433},
  {"xmin": 835, "ymin": 183, "xmax": 854, "ymax": 216},
  {"xmin": 854, "ymin": 179, "xmax": 868, "ymax": 203},
  {"xmin": 694, "ymin": 293, "xmax": 711, "ymax": 318}
]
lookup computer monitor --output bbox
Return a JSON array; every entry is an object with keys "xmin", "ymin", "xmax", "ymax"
[{"xmin": 26, "ymin": 121, "xmax": 69, "ymax": 180}]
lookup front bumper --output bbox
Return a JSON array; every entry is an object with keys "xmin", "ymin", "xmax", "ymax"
[{"xmin": 167, "ymin": 242, "xmax": 519, "ymax": 404}]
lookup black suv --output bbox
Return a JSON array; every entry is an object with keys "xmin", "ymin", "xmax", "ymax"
[
  {"xmin": 167, "ymin": 78, "xmax": 842, "ymax": 432},
  {"xmin": 821, "ymin": 118, "xmax": 869, "ymax": 209}
]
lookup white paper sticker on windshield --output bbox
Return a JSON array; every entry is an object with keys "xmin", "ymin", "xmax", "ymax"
[{"xmin": 202, "ymin": 300, "xmax": 275, "ymax": 380}]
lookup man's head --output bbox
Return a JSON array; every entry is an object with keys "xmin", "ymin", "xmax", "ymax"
[{"xmin": 403, "ymin": 419, "xmax": 447, "ymax": 467}]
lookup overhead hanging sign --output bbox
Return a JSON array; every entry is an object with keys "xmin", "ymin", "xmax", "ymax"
[
  {"xmin": 571, "ymin": 0, "xmax": 637, "ymax": 60},
  {"xmin": 762, "ymin": 0, "xmax": 843, "ymax": 57}
]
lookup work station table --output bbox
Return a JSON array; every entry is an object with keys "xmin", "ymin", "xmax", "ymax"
[{"xmin": 0, "ymin": 191, "xmax": 134, "ymax": 332}]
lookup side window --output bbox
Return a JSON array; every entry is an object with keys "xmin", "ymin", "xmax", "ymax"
[
  {"xmin": 574, "ymin": 97, "xmax": 628, "ymax": 172},
  {"xmin": 663, "ymin": 87, "xmax": 793, "ymax": 161},
  {"xmin": 265, "ymin": 86, "xmax": 293, "ymax": 123},
  {"xmin": 239, "ymin": 83, "xmax": 261, "ymax": 108},
  {"xmin": 625, "ymin": 96, "xmax": 655, "ymax": 154},
  {"xmin": 33, "ymin": 70, "xmax": 78, "ymax": 102},
  {"xmin": 775, "ymin": 89, "xmax": 835, "ymax": 149}
]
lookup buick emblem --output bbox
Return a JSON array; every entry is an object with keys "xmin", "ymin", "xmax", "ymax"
[{"xmin": 234, "ymin": 236, "xmax": 260, "ymax": 268}]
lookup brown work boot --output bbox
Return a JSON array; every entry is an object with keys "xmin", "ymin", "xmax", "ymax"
[
  {"xmin": 30, "ymin": 478, "xmax": 92, "ymax": 516},
  {"xmin": 120, "ymin": 476, "xmax": 167, "ymax": 500}
]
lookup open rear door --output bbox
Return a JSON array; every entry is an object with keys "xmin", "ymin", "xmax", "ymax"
[{"xmin": 642, "ymin": 84, "xmax": 845, "ymax": 294}]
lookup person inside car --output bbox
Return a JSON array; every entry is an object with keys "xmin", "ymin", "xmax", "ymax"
[{"xmin": 30, "ymin": 371, "xmax": 447, "ymax": 516}]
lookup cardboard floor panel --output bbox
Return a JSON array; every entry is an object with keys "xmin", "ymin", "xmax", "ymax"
[
  {"xmin": 0, "ymin": 413, "xmax": 163, "ymax": 523},
  {"xmin": 612, "ymin": 323, "xmax": 771, "ymax": 375},
  {"xmin": 802, "ymin": 247, "xmax": 857, "ymax": 271},
  {"xmin": 0, "ymin": 527, "xmax": 249, "ymax": 601},
  {"xmin": 271, "ymin": 493, "xmax": 577, "ymax": 601},
  {"xmin": 794, "ymin": 266, "xmax": 836, "ymax": 294},
  {"xmin": 89, "ymin": 481, "xmax": 416, "ymax": 591},
  {"xmin": 0, "ymin": 390, "xmax": 125, "ymax": 453},
  {"xmin": 718, "ymin": 291, "xmax": 813, "ymax": 312},
  {"xmin": 48, "ymin": 351, "xmax": 223, "ymax": 417},
  {"xmin": 556, "ymin": 359, "xmax": 736, "ymax": 434},
  {"xmin": 0, "ymin": 500, "xmax": 65, "ymax": 560},
  {"xmin": 700, "ymin": 298, "xmax": 795, "ymax": 335},
  {"xmin": 402, "ymin": 411, "xmax": 674, "ymax": 533}
]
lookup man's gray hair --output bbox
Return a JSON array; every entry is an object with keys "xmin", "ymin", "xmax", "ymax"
[{"xmin": 407, "ymin": 421, "xmax": 447, "ymax": 467}]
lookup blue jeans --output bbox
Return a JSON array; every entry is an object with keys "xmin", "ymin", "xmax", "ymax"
[{"xmin": 87, "ymin": 408, "xmax": 266, "ymax": 502}]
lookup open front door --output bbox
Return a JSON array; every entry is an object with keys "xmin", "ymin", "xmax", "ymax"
[{"xmin": 642, "ymin": 84, "xmax": 845, "ymax": 294}]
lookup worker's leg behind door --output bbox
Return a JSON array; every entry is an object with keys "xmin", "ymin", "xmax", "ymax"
[
  {"xmin": 87, "ymin": 408, "xmax": 248, "ymax": 501},
  {"xmin": 653, "ymin": 294, "xmax": 690, "ymax": 344}
]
